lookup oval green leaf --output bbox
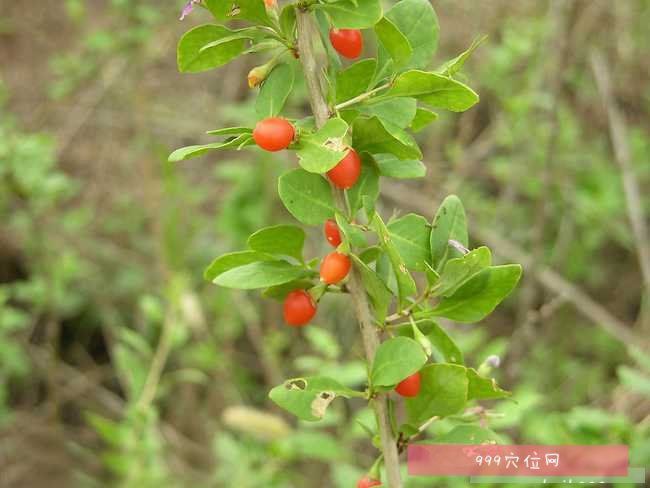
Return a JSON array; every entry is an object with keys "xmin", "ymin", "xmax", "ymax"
[{"xmin": 370, "ymin": 337, "xmax": 427, "ymax": 387}]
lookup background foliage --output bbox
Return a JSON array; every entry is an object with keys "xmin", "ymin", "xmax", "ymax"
[{"xmin": 0, "ymin": 0, "xmax": 648, "ymax": 487}]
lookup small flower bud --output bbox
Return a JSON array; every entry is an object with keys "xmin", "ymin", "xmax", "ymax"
[
  {"xmin": 478, "ymin": 354, "xmax": 501, "ymax": 376},
  {"xmin": 486, "ymin": 355, "xmax": 501, "ymax": 368},
  {"xmin": 247, "ymin": 65, "xmax": 269, "ymax": 88}
]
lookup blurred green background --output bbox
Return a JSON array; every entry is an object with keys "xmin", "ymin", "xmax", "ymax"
[{"xmin": 0, "ymin": 1, "xmax": 648, "ymax": 487}]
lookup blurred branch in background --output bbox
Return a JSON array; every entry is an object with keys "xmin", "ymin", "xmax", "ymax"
[
  {"xmin": 383, "ymin": 181, "xmax": 643, "ymax": 349},
  {"xmin": 590, "ymin": 50, "xmax": 650, "ymax": 333}
]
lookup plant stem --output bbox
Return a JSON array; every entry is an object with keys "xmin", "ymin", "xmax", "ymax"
[
  {"xmin": 334, "ymin": 82, "xmax": 391, "ymax": 111},
  {"xmin": 296, "ymin": 8, "xmax": 402, "ymax": 487}
]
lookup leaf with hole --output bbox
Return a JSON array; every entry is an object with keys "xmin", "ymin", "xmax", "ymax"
[
  {"xmin": 269, "ymin": 376, "xmax": 363, "ymax": 421},
  {"xmin": 295, "ymin": 118, "xmax": 349, "ymax": 173}
]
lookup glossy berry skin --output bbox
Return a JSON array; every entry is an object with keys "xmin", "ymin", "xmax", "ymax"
[
  {"xmin": 324, "ymin": 219, "xmax": 342, "ymax": 247},
  {"xmin": 253, "ymin": 117, "xmax": 295, "ymax": 152},
  {"xmin": 283, "ymin": 290, "xmax": 316, "ymax": 326},
  {"xmin": 263, "ymin": 0, "xmax": 276, "ymax": 7},
  {"xmin": 320, "ymin": 252, "xmax": 351, "ymax": 284},
  {"xmin": 329, "ymin": 28, "xmax": 363, "ymax": 59},
  {"xmin": 357, "ymin": 476, "xmax": 382, "ymax": 488},
  {"xmin": 395, "ymin": 371, "xmax": 421, "ymax": 397},
  {"xmin": 327, "ymin": 148, "xmax": 361, "ymax": 189}
]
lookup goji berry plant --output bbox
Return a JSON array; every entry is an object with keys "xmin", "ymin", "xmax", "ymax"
[{"xmin": 171, "ymin": 0, "xmax": 522, "ymax": 486}]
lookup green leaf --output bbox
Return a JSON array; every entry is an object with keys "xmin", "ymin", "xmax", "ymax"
[
  {"xmin": 247, "ymin": 225, "xmax": 305, "ymax": 260},
  {"xmin": 351, "ymin": 255, "xmax": 392, "ymax": 323},
  {"xmin": 360, "ymin": 98, "xmax": 417, "ymax": 129},
  {"xmin": 279, "ymin": 4, "xmax": 296, "ymax": 39},
  {"xmin": 387, "ymin": 214, "xmax": 431, "ymax": 271},
  {"xmin": 375, "ymin": 154, "xmax": 426, "ymax": 179},
  {"xmin": 353, "ymin": 117, "xmax": 422, "ymax": 160},
  {"xmin": 256, "ymin": 63, "xmax": 295, "ymax": 118},
  {"xmin": 374, "ymin": 16, "xmax": 412, "ymax": 68},
  {"xmin": 430, "ymin": 265, "xmax": 523, "ymax": 323},
  {"xmin": 177, "ymin": 24, "xmax": 250, "ymax": 73},
  {"xmin": 335, "ymin": 213, "xmax": 368, "ymax": 248},
  {"xmin": 384, "ymin": 0, "xmax": 438, "ymax": 69},
  {"xmin": 319, "ymin": 0, "xmax": 382, "ymax": 29},
  {"xmin": 371, "ymin": 213, "xmax": 417, "ymax": 307},
  {"xmin": 204, "ymin": 250, "xmax": 272, "ymax": 281},
  {"xmin": 295, "ymin": 118, "xmax": 348, "ymax": 173},
  {"xmin": 425, "ymin": 320, "xmax": 464, "ymax": 364},
  {"xmin": 430, "ymin": 195, "xmax": 468, "ymax": 271},
  {"xmin": 434, "ymin": 246, "xmax": 491, "ymax": 297},
  {"xmin": 204, "ymin": 0, "xmax": 273, "ymax": 27},
  {"xmin": 336, "ymin": 59, "xmax": 377, "ymax": 104},
  {"xmin": 206, "ymin": 126, "xmax": 252, "ymax": 136},
  {"xmin": 278, "ymin": 169, "xmax": 336, "ymax": 225},
  {"xmin": 411, "ymin": 108, "xmax": 438, "ymax": 132},
  {"xmin": 437, "ymin": 34, "xmax": 487, "ymax": 77},
  {"xmin": 383, "ymin": 70, "xmax": 479, "ymax": 112},
  {"xmin": 466, "ymin": 368, "xmax": 510, "ymax": 400},
  {"xmin": 347, "ymin": 153, "xmax": 379, "ymax": 215},
  {"xmin": 269, "ymin": 376, "xmax": 362, "ymax": 422},
  {"xmin": 213, "ymin": 261, "xmax": 310, "ymax": 289},
  {"xmin": 430, "ymin": 425, "xmax": 500, "ymax": 444},
  {"xmin": 262, "ymin": 279, "xmax": 315, "ymax": 301},
  {"xmin": 370, "ymin": 337, "xmax": 427, "ymax": 387},
  {"xmin": 168, "ymin": 134, "xmax": 252, "ymax": 162},
  {"xmin": 405, "ymin": 363, "xmax": 468, "ymax": 424}
]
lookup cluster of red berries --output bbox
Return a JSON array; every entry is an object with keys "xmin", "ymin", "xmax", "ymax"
[
  {"xmin": 283, "ymin": 219, "xmax": 350, "ymax": 326},
  {"xmin": 252, "ymin": 118, "xmax": 361, "ymax": 189},
  {"xmin": 251, "ymin": 25, "xmax": 364, "ymax": 186}
]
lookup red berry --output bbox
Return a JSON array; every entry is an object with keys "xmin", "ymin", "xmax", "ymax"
[
  {"xmin": 320, "ymin": 252, "xmax": 351, "ymax": 284},
  {"xmin": 283, "ymin": 290, "xmax": 317, "ymax": 326},
  {"xmin": 327, "ymin": 148, "xmax": 361, "ymax": 189},
  {"xmin": 253, "ymin": 117, "xmax": 295, "ymax": 152},
  {"xmin": 357, "ymin": 476, "xmax": 382, "ymax": 488},
  {"xmin": 263, "ymin": 0, "xmax": 276, "ymax": 7},
  {"xmin": 395, "ymin": 371, "xmax": 421, "ymax": 398},
  {"xmin": 329, "ymin": 28, "xmax": 363, "ymax": 59},
  {"xmin": 324, "ymin": 219, "xmax": 342, "ymax": 247}
]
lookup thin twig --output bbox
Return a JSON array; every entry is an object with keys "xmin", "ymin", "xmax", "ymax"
[
  {"xmin": 334, "ymin": 82, "xmax": 391, "ymax": 111},
  {"xmin": 295, "ymin": 9, "xmax": 402, "ymax": 487}
]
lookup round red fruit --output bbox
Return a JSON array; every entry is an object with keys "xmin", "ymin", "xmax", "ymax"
[
  {"xmin": 327, "ymin": 148, "xmax": 361, "ymax": 189},
  {"xmin": 395, "ymin": 371, "xmax": 421, "ymax": 397},
  {"xmin": 357, "ymin": 475, "xmax": 382, "ymax": 488},
  {"xmin": 329, "ymin": 28, "xmax": 363, "ymax": 59},
  {"xmin": 324, "ymin": 219, "xmax": 342, "ymax": 247},
  {"xmin": 320, "ymin": 252, "xmax": 351, "ymax": 284},
  {"xmin": 283, "ymin": 290, "xmax": 317, "ymax": 326},
  {"xmin": 253, "ymin": 117, "xmax": 295, "ymax": 152}
]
